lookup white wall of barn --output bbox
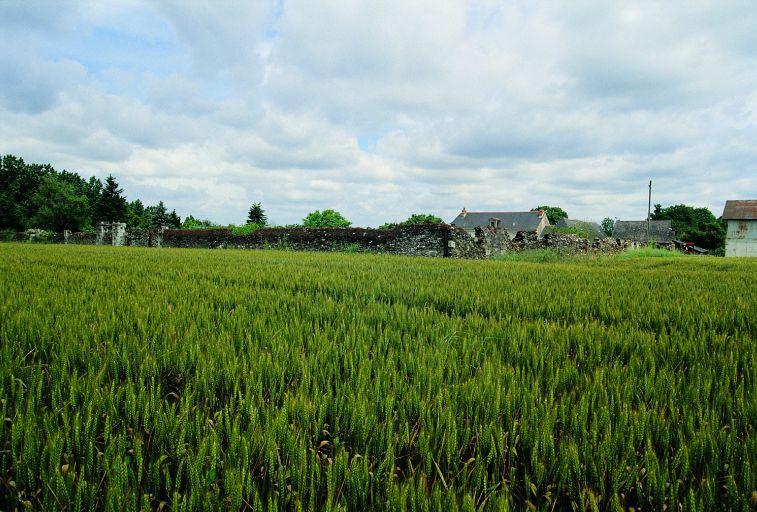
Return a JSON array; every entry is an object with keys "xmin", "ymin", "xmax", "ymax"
[{"xmin": 725, "ymin": 220, "xmax": 757, "ymax": 257}]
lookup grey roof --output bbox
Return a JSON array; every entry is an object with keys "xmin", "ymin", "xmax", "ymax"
[
  {"xmin": 722, "ymin": 200, "xmax": 757, "ymax": 220},
  {"xmin": 556, "ymin": 218, "xmax": 604, "ymax": 238},
  {"xmin": 450, "ymin": 211, "xmax": 546, "ymax": 232},
  {"xmin": 613, "ymin": 220, "xmax": 674, "ymax": 242}
]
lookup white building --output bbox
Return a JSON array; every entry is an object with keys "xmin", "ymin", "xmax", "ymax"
[{"xmin": 722, "ymin": 200, "xmax": 757, "ymax": 257}]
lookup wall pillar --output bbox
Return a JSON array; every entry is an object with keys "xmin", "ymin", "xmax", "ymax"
[
  {"xmin": 112, "ymin": 223, "xmax": 126, "ymax": 246},
  {"xmin": 96, "ymin": 222, "xmax": 107, "ymax": 245}
]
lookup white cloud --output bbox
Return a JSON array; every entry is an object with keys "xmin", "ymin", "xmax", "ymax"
[{"xmin": 0, "ymin": 0, "xmax": 755, "ymax": 226}]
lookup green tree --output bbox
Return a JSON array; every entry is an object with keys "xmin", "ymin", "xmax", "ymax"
[
  {"xmin": 167, "ymin": 209, "xmax": 181, "ymax": 229},
  {"xmin": 0, "ymin": 155, "xmax": 52, "ymax": 229},
  {"xmin": 29, "ymin": 174, "xmax": 89, "ymax": 231},
  {"xmin": 601, "ymin": 217, "xmax": 614, "ymax": 237},
  {"xmin": 380, "ymin": 213, "xmax": 443, "ymax": 229},
  {"xmin": 126, "ymin": 200, "xmax": 148, "ymax": 228},
  {"xmin": 247, "ymin": 203, "xmax": 267, "ymax": 226},
  {"xmin": 96, "ymin": 175, "xmax": 127, "ymax": 222},
  {"xmin": 651, "ymin": 204, "xmax": 726, "ymax": 250},
  {"xmin": 302, "ymin": 209, "xmax": 351, "ymax": 228},
  {"xmin": 531, "ymin": 205, "xmax": 568, "ymax": 225},
  {"xmin": 181, "ymin": 215, "xmax": 216, "ymax": 230},
  {"xmin": 146, "ymin": 201, "xmax": 168, "ymax": 228}
]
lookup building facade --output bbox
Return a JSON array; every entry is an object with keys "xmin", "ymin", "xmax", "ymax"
[
  {"xmin": 449, "ymin": 208, "xmax": 550, "ymax": 239},
  {"xmin": 722, "ymin": 200, "xmax": 757, "ymax": 257}
]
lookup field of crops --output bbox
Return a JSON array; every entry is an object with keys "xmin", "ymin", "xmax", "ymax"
[{"xmin": 0, "ymin": 244, "xmax": 754, "ymax": 511}]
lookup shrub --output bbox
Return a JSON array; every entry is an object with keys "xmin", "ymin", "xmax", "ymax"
[
  {"xmin": 230, "ymin": 222, "xmax": 264, "ymax": 235},
  {"xmin": 302, "ymin": 209, "xmax": 351, "ymax": 228}
]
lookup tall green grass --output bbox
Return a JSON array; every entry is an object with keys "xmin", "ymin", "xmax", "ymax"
[
  {"xmin": 0, "ymin": 243, "xmax": 754, "ymax": 511},
  {"xmin": 617, "ymin": 246, "xmax": 686, "ymax": 259}
]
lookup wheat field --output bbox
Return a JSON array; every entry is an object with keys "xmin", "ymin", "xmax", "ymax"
[{"xmin": 0, "ymin": 244, "xmax": 754, "ymax": 511}]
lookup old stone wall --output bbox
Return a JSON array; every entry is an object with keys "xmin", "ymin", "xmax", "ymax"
[
  {"xmin": 469, "ymin": 228, "xmax": 641, "ymax": 256},
  {"xmin": 474, "ymin": 226, "xmax": 512, "ymax": 256},
  {"xmin": 124, "ymin": 228, "xmax": 160, "ymax": 247},
  {"xmin": 23, "ymin": 222, "xmax": 663, "ymax": 258},
  {"xmin": 158, "ymin": 224, "xmax": 482, "ymax": 258},
  {"xmin": 512, "ymin": 232, "xmax": 634, "ymax": 255},
  {"xmin": 449, "ymin": 227, "xmax": 486, "ymax": 258},
  {"xmin": 67, "ymin": 232, "xmax": 98, "ymax": 244},
  {"xmin": 386, "ymin": 224, "xmax": 447, "ymax": 257}
]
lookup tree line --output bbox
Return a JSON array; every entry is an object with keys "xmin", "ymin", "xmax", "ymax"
[
  {"xmin": 0, "ymin": 155, "xmax": 181, "ymax": 232},
  {"xmin": 0, "ymin": 155, "xmax": 441, "ymax": 233}
]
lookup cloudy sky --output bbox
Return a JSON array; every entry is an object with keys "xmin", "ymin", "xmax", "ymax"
[{"xmin": 2, "ymin": 1, "xmax": 756, "ymax": 226}]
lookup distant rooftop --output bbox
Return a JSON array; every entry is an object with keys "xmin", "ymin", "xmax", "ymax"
[
  {"xmin": 722, "ymin": 200, "xmax": 757, "ymax": 220},
  {"xmin": 450, "ymin": 209, "xmax": 547, "ymax": 232},
  {"xmin": 613, "ymin": 220, "xmax": 674, "ymax": 242}
]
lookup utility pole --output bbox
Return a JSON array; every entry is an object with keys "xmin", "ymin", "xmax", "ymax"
[{"xmin": 646, "ymin": 180, "xmax": 652, "ymax": 244}]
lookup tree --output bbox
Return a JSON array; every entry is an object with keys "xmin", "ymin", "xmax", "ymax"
[
  {"xmin": 531, "ymin": 205, "xmax": 568, "ymax": 225},
  {"xmin": 0, "ymin": 155, "xmax": 52, "ymax": 230},
  {"xmin": 181, "ymin": 215, "xmax": 216, "ymax": 230},
  {"xmin": 601, "ymin": 217, "xmax": 614, "ymax": 237},
  {"xmin": 96, "ymin": 175, "xmax": 127, "ymax": 222},
  {"xmin": 29, "ymin": 174, "xmax": 89, "ymax": 232},
  {"xmin": 167, "ymin": 209, "xmax": 181, "ymax": 229},
  {"xmin": 126, "ymin": 200, "xmax": 148, "ymax": 228},
  {"xmin": 247, "ymin": 203, "xmax": 267, "ymax": 226},
  {"xmin": 380, "ymin": 213, "xmax": 443, "ymax": 229},
  {"xmin": 651, "ymin": 204, "xmax": 726, "ymax": 250},
  {"xmin": 302, "ymin": 209, "xmax": 351, "ymax": 228},
  {"xmin": 146, "ymin": 201, "xmax": 168, "ymax": 228}
]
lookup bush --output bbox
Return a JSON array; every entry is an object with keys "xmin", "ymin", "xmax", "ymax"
[
  {"xmin": 0, "ymin": 229, "xmax": 17, "ymax": 241},
  {"xmin": 551, "ymin": 225, "xmax": 591, "ymax": 239},
  {"xmin": 302, "ymin": 209, "xmax": 351, "ymax": 228},
  {"xmin": 230, "ymin": 222, "xmax": 264, "ymax": 236},
  {"xmin": 25, "ymin": 229, "xmax": 54, "ymax": 243},
  {"xmin": 379, "ymin": 213, "xmax": 443, "ymax": 229}
]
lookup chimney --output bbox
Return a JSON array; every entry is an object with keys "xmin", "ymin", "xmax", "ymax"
[{"xmin": 461, "ymin": 207, "xmax": 467, "ymax": 218}]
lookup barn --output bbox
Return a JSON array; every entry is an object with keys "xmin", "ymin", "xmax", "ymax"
[{"xmin": 722, "ymin": 200, "xmax": 757, "ymax": 257}]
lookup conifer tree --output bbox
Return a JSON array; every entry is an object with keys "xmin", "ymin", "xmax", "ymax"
[
  {"xmin": 247, "ymin": 202, "xmax": 267, "ymax": 226},
  {"xmin": 96, "ymin": 175, "xmax": 127, "ymax": 222}
]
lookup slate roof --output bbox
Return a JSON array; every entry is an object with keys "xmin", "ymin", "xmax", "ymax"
[
  {"xmin": 612, "ymin": 220, "xmax": 674, "ymax": 242},
  {"xmin": 450, "ymin": 211, "xmax": 546, "ymax": 232},
  {"xmin": 722, "ymin": 200, "xmax": 757, "ymax": 220}
]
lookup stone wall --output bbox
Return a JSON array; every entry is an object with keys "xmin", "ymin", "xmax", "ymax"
[
  {"xmin": 20, "ymin": 222, "xmax": 661, "ymax": 258},
  {"xmin": 158, "ymin": 224, "xmax": 481, "ymax": 258},
  {"xmin": 67, "ymin": 231, "xmax": 98, "ymax": 244},
  {"xmin": 386, "ymin": 224, "xmax": 448, "ymax": 257},
  {"xmin": 515, "ymin": 232, "xmax": 634, "ymax": 255},
  {"xmin": 470, "ymin": 228, "xmax": 640, "ymax": 256},
  {"xmin": 474, "ymin": 226, "xmax": 512, "ymax": 256},
  {"xmin": 125, "ymin": 228, "xmax": 153, "ymax": 247},
  {"xmin": 449, "ymin": 228, "xmax": 486, "ymax": 258}
]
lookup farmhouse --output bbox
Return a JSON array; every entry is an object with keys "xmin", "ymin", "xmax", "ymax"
[
  {"xmin": 612, "ymin": 220, "xmax": 675, "ymax": 245},
  {"xmin": 721, "ymin": 200, "xmax": 757, "ymax": 257},
  {"xmin": 450, "ymin": 208, "xmax": 550, "ymax": 239}
]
